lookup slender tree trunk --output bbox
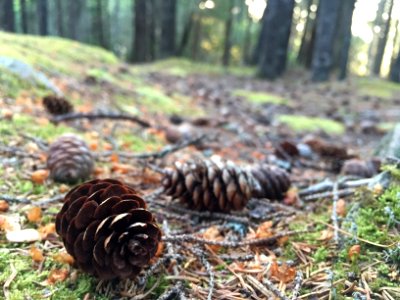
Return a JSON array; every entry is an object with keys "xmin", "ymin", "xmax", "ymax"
[
  {"xmin": 160, "ymin": 0, "xmax": 177, "ymax": 58},
  {"xmin": 242, "ymin": 14, "xmax": 253, "ymax": 64},
  {"xmin": 68, "ymin": 1, "xmax": 80, "ymax": 39},
  {"xmin": 297, "ymin": 0, "xmax": 313, "ymax": 65},
  {"xmin": 222, "ymin": 1, "xmax": 234, "ymax": 66},
  {"xmin": 372, "ymin": 0, "xmax": 394, "ymax": 76},
  {"xmin": 20, "ymin": 0, "xmax": 28, "ymax": 33},
  {"xmin": 389, "ymin": 46, "xmax": 400, "ymax": 82},
  {"xmin": 93, "ymin": 0, "xmax": 107, "ymax": 48},
  {"xmin": 55, "ymin": 0, "xmax": 64, "ymax": 36},
  {"xmin": 149, "ymin": 0, "xmax": 156, "ymax": 60},
  {"xmin": 191, "ymin": 14, "xmax": 202, "ymax": 61},
  {"xmin": 178, "ymin": 12, "xmax": 194, "ymax": 56},
  {"xmin": 311, "ymin": 0, "xmax": 341, "ymax": 82},
  {"xmin": 131, "ymin": 0, "xmax": 148, "ymax": 62},
  {"xmin": 258, "ymin": 0, "xmax": 295, "ymax": 79},
  {"xmin": 1, "ymin": 0, "xmax": 15, "ymax": 32},
  {"xmin": 37, "ymin": 0, "xmax": 48, "ymax": 36},
  {"xmin": 338, "ymin": 0, "xmax": 356, "ymax": 80}
]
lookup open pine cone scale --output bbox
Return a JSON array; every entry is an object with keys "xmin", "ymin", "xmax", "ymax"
[{"xmin": 56, "ymin": 179, "xmax": 161, "ymax": 280}]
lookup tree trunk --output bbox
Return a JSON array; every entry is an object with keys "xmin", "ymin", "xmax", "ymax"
[
  {"xmin": 148, "ymin": 0, "xmax": 156, "ymax": 60},
  {"xmin": 67, "ymin": 1, "xmax": 82, "ymax": 40},
  {"xmin": 258, "ymin": 0, "xmax": 295, "ymax": 79},
  {"xmin": 191, "ymin": 14, "xmax": 202, "ymax": 61},
  {"xmin": 372, "ymin": 0, "xmax": 394, "ymax": 76},
  {"xmin": 93, "ymin": 0, "xmax": 107, "ymax": 48},
  {"xmin": 37, "ymin": 0, "xmax": 48, "ymax": 36},
  {"xmin": 20, "ymin": 0, "xmax": 28, "ymax": 33},
  {"xmin": 178, "ymin": 12, "xmax": 194, "ymax": 56},
  {"xmin": 222, "ymin": 1, "xmax": 234, "ymax": 66},
  {"xmin": 338, "ymin": 0, "xmax": 356, "ymax": 80},
  {"xmin": 297, "ymin": 0, "xmax": 314, "ymax": 65},
  {"xmin": 55, "ymin": 0, "xmax": 64, "ymax": 36},
  {"xmin": 131, "ymin": 0, "xmax": 148, "ymax": 62},
  {"xmin": 250, "ymin": 8, "xmax": 267, "ymax": 65},
  {"xmin": 389, "ymin": 48, "xmax": 400, "ymax": 82},
  {"xmin": 242, "ymin": 14, "xmax": 253, "ymax": 64},
  {"xmin": 1, "ymin": 0, "xmax": 15, "ymax": 32},
  {"xmin": 311, "ymin": 0, "xmax": 341, "ymax": 82},
  {"xmin": 160, "ymin": 0, "xmax": 177, "ymax": 58}
]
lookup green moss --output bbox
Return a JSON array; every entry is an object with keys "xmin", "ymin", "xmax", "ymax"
[
  {"xmin": 277, "ymin": 114, "xmax": 345, "ymax": 135},
  {"xmin": 233, "ymin": 89, "xmax": 291, "ymax": 105},
  {"xmin": 0, "ymin": 32, "xmax": 118, "ymax": 77},
  {"xmin": 119, "ymin": 132, "xmax": 164, "ymax": 152},
  {"xmin": 357, "ymin": 77, "xmax": 400, "ymax": 99},
  {"xmin": 132, "ymin": 58, "xmax": 255, "ymax": 77},
  {"xmin": 86, "ymin": 68, "xmax": 116, "ymax": 83},
  {"xmin": 145, "ymin": 275, "xmax": 170, "ymax": 298},
  {"xmin": 313, "ymin": 247, "xmax": 329, "ymax": 263}
]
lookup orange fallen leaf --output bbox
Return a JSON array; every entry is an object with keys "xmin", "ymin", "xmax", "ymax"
[
  {"xmin": 284, "ymin": 188, "xmax": 299, "ymax": 206},
  {"xmin": 27, "ymin": 207, "xmax": 42, "ymax": 223},
  {"xmin": 0, "ymin": 200, "xmax": 9, "ymax": 212},
  {"xmin": 93, "ymin": 166, "xmax": 105, "ymax": 176},
  {"xmin": 336, "ymin": 199, "xmax": 346, "ymax": 217},
  {"xmin": 31, "ymin": 169, "xmax": 49, "ymax": 184},
  {"xmin": 30, "ymin": 245, "xmax": 44, "ymax": 262},
  {"xmin": 110, "ymin": 153, "xmax": 119, "ymax": 163},
  {"xmin": 269, "ymin": 261, "xmax": 296, "ymax": 283},
  {"xmin": 103, "ymin": 143, "xmax": 113, "ymax": 151},
  {"xmin": 39, "ymin": 223, "xmax": 56, "ymax": 239},
  {"xmin": 255, "ymin": 221, "xmax": 274, "ymax": 239},
  {"xmin": 318, "ymin": 229, "xmax": 334, "ymax": 241},
  {"xmin": 348, "ymin": 245, "xmax": 361, "ymax": 262},
  {"xmin": 53, "ymin": 252, "xmax": 75, "ymax": 265},
  {"xmin": 47, "ymin": 269, "xmax": 69, "ymax": 285},
  {"xmin": 59, "ymin": 184, "xmax": 69, "ymax": 193},
  {"xmin": 89, "ymin": 141, "xmax": 98, "ymax": 151},
  {"xmin": 202, "ymin": 226, "xmax": 224, "ymax": 252},
  {"xmin": 111, "ymin": 163, "xmax": 131, "ymax": 174}
]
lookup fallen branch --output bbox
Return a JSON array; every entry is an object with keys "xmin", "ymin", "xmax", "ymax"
[
  {"xmin": 263, "ymin": 276, "xmax": 290, "ymax": 300},
  {"xmin": 290, "ymin": 271, "xmax": 304, "ymax": 300},
  {"xmin": 50, "ymin": 112, "xmax": 151, "ymax": 128},
  {"xmin": 0, "ymin": 195, "xmax": 31, "ymax": 204},
  {"xmin": 331, "ymin": 181, "xmax": 340, "ymax": 244},
  {"xmin": 192, "ymin": 247, "xmax": 214, "ymax": 300},
  {"xmin": 162, "ymin": 230, "xmax": 312, "ymax": 248},
  {"xmin": 98, "ymin": 135, "xmax": 206, "ymax": 161}
]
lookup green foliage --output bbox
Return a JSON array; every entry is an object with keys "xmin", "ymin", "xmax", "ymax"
[
  {"xmin": 277, "ymin": 114, "xmax": 345, "ymax": 135},
  {"xmin": 313, "ymin": 247, "xmax": 329, "ymax": 263},
  {"xmin": 0, "ymin": 67, "xmax": 42, "ymax": 98},
  {"xmin": 233, "ymin": 89, "xmax": 291, "ymax": 105}
]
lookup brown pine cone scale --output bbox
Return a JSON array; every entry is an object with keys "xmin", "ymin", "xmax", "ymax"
[{"xmin": 56, "ymin": 179, "xmax": 161, "ymax": 280}]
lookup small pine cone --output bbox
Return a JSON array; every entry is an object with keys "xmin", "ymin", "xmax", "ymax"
[
  {"xmin": 47, "ymin": 135, "xmax": 94, "ymax": 183},
  {"xmin": 249, "ymin": 164, "xmax": 291, "ymax": 200},
  {"xmin": 162, "ymin": 159, "xmax": 253, "ymax": 212},
  {"xmin": 42, "ymin": 95, "xmax": 73, "ymax": 115},
  {"xmin": 55, "ymin": 179, "xmax": 161, "ymax": 280},
  {"xmin": 341, "ymin": 158, "xmax": 380, "ymax": 178}
]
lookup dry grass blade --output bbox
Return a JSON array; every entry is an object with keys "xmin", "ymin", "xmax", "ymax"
[{"xmin": 3, "ymin": 263, "xmax": 17, "ymax": 300}]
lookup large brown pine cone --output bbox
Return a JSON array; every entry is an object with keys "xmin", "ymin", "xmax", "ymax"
[
  {"xmin": 249, "ymin": 164, "xmax": 291, "ymax": 200},
  {"xmin": 47, "ymin": 135, "xmax": 94, "ymax": 183},
  {"xmin": 42, "ymin": 95, "xmax": 73, "ymax": 115},
  {"xmin": 162, "ymin": 159, "xmax": 253, "ymax": 212},
  {"xmin": 56, "ymin": 179, "xmax": 161, "ymax": 280}
]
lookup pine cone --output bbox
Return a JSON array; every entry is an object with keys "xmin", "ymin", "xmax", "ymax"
[
  {"xmin": 341, "ymin": 158, "xmax": 381, "ymax": 178},
  {"xmin": 56, "ymin": 179, "xmax": 161, "ymax": 280},
  {"xmin": 162, "ymin": 159, "xmax": 253, "ymax": 212},
  {"xmin": 47, "ymin": 135, "xmax": 94, "ymax": 183},
  {"xmin": 42, "ymin": 95, "xmax": 73, "ymax": 115},
  {"xmin": 250, "ymin": 164, "xmax": 291, "ymax": 200}
]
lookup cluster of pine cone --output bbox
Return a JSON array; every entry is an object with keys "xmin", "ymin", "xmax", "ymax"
[{"xmin": 42, "ymin": 95, "xmax": 73, "ymax": 115}]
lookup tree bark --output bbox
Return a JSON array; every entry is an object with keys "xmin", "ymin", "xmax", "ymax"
[
  {"xmin": 131, "ymin": 0, "xmax": 149, "ymax": 62},
  {"xmin": 1, "ymin": 0, "xmax": 15, "ymax": 32},
  {"xmin": 191, "ymin": 14, "xmax": 202, "ymax": 61},
  {"xmin": 372, "ymin": 0, "xmax": 394, "ymax": 76},
  {"xmin": 160, "ymin": 0, "xmax": 177, "ymax": 58},
  {"xmin": 258, "ymin": 0, "xmax": 295, "ymax": 79},
  {"xmin": 389, "ymin": 42, "xmax": 400, "ymax": 82},
  {"xmin": 338, "ymin": 0, "xmax": 356, "ymax": 80},
  {"xmin": 20, "ymin": 0, "xmax": 28, "ymax": 33},
  {"xmin": 178, "ymin": 12, "xmax": 194, "ymax": 56},
  {"xmin": 222, "ymin": 1, "xmax": 234, "ymax": 66},
  {"xmin": 311, "ymin": 0, "xmax": 341, "ymax": 82},
  {"xmin": 37, "ymin": 0, "xmax": 48, "ymax": 36},
  {"xmin": 67, "ymin": 1, "xmax": 82, "ymax": 40},
  {"xmin": 93, "ymin": 0, "xmax": 107, "ymax": 48}
]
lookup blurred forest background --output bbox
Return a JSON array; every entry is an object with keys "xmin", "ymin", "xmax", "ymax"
[{"xmin": 1, "ymin": 0, "xmax": 400, "ymax": 83}]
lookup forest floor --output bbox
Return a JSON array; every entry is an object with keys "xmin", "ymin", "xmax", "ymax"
[{"xmin": 0, "ymin": 31, "xmax": 400, "ymax": 300}]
